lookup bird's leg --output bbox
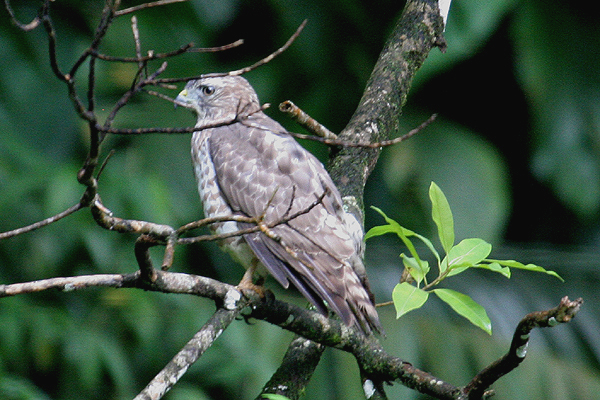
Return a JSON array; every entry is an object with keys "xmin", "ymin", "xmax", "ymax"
[{"xmin": 237, "ymin": 258, "xmax": 266, "ymax": 297}]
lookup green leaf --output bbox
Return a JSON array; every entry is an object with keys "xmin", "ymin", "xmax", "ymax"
[
  {"xmin": 364, "ymin": 224, "xmax": 400, "ymax": 240},
  {"xmin": 446, "ymin": 238, "xmax": 492, "ymax": 270},
  {"xmin": 429, "ymin": 182, "xmax": 455, "ymax": 253},
  {"xmin": 369, "ymin": 207, "xmax": 426, "ymax": 269},
  {"xmin": 392, "ymin": 282, "xmax": 429, "ymax": 319},
  {"xmin": 261, "ymin": 395, "xmax": 292, "ymax": 400},
  {"xmin": 446, "ymin": 266, "xmax": 469, "ymax": 277},
  {"xmin": 433, "ymin": 288, "xmax": 492, "ymax": 334},
  {"xmin": 401, "ymin": 254, "xmax": 430, "ymax": 284},
  {"xmin": 485, "ymin": 259, "xmax": 563, "ymax": 281},
  {"xmin": 474, "ymin": 262, "xmax": 511, "ymax": 278},
  {"xmin": 409, "ymin": 230, "xmax": 442, "ymax": 265},
  {"xmin": 369, "ymin": 206, "xmax": 441, "ymax": 265}
]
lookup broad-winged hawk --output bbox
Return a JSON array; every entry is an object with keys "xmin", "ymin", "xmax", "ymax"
[{"xmin": 176, "ymin": 75, "xmax": 381, "ymax": 334}]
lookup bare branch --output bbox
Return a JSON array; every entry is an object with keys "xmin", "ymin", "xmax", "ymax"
[
  {"xmin": 116, "ymin": 0, "xmax": 190, "ymax": 17},
  {"xmin": 223, "ymin": 19, "xmax": 307, "ymax": 77},
  {"xmin": 40, "ymin": 3, "xmax": 67, "ymax": 82},
  {"xmin": 69, "ymin": 0, "xmax": 120, "ymax": 79},
  {"xmin": 101, "ymin": 61, "xmax": 168, "ymax": 138},
  {"xmin": 0, "ymin": 270, "xmax": 234, "ymax": 301},
  {"xmin": 279, "ymin": 100, "xmax": 337, "ymax": 139},
  {"xmin": 4, "ymin": 0, "xmax": 42, "ymax": 31},
  {"xmin": 289, "ymin": 113, "xmax": 437, "ymax": 148},
  {"xmin": 135, "ymin": 235, "xmax": 160, "ymax": 283},
  {"xmin": 462, "ymin": 296, "xmax": 584, "ymax": 399},
  {"xmin": 91, "ymin": 39, "xmax": 244, "ymax": 64},
  {"xmin": 149, "ymin": 19, "xmax": 308, "ymax": 87},
  {"xmin": 257, "ymin": 336, "xmax": 325, "ymax": 400},
  {"xmin": 100, "ymin": 103, "xmax": 270, "ymax": 135},
  {"xmin": 187, "ymin": 39, "xmax": 245, "ymax": 53},
  {"xmin": 0, "ymin": 264, "xmax": 583, "ymax": 400},
  {"xmin": 0, "ymin": 202, "xmax": 83, "ymax": 240},
  {"xmin": 90, "ymin": 197, "xmax": 175, "ymax": 238},
  {"xmin": 134, "ymin": 304, "xmax": 244, "ymax": 400},
  {"xmin": 131, "ymin": 16, "xmax": 144, "ymax": 70},
  {"xmin": 176, "ymin": 189, "xmax": 328, "ymax": 245},
  {"xmin": 0, "ymin": 273, "xmax": 137, "ymax": 297}
]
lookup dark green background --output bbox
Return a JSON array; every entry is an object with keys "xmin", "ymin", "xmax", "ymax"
[{"xmin": 1, "ymin": 0, "xmax": 599, "ymax": 399}]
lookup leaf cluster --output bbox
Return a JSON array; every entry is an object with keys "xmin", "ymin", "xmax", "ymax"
[{"xmin": 366, "ymin": 182, "xmax": 562, "ymax": 334}]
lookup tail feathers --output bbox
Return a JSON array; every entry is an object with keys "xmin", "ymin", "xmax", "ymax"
[{"xmin": 344, "ymin": 274, "xmax": 383, "ymax": 335}]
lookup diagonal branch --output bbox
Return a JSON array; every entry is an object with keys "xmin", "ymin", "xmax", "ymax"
[
  {"xmin": 329, "ymin": 0, "xmax": 447, "ymax": 219},
  {"xmin": 0, "ymin": 267, "xmax": 583, "ymax": 400},
  {"xmin": 0, "ymin": 202, "xmax": 83, "ymax": 240},
  {"xmin": 256, "ymin": 335, "xmax": 325, "ymax": 400},
  {"xmin": 134, "ymin": 304, "xmax": 245, "ymax": 400},
  {"xmin": 462, "ymin": 296, "xmax": 584, "ymax": 399}
]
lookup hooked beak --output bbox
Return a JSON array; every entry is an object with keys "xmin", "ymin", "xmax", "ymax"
[{"xmin": 174, "ymin": 88, "xmax": 190, "ymax": 109}]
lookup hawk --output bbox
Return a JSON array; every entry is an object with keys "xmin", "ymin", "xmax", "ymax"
[{"xmin": 176, "ymin": 75, "xmax": 382, "ymax": 334}]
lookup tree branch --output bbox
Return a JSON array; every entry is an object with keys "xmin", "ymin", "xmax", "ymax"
[
  {"xmin": 0, "ymin": 265, "xmax": 582, "ymax": 400},
  {"xmin": 463, "ymin": 296, "xmax": 584, "ymax": 399},
  {"xmin": 0, "ymin": 202, "xmax": 83, "ymax": 239},
  {"xmin": 262, "ymin": 2, "xmax": 446, "ymax": 397},
  {"xmin": 328, "ymin": 0, "xmax": 447, "ymax": 220},
  {"xmin": 256, "ymin": 335, "xmax": 325, "ymax": 400},
  {"xmin": 2, "ymin": 1, "xmax": 583, "ymax": 399},
  {"xmin": 134, "ymin": 304, "xmax": 245, "ymax": 400}
]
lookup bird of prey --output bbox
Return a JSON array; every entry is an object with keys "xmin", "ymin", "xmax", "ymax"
[{"xmin": 176, "ymin": 75, "xmax": 382, "ymax": 334}]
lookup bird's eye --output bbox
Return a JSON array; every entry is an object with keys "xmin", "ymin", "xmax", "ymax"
[{"xmin": 201, "ymin": 85, "xmax": 215, "ymax": 96}]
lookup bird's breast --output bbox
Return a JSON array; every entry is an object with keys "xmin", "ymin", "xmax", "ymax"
[{"xmin": 191, "ymin": 131, "xmax": 256, "ymax": 269}]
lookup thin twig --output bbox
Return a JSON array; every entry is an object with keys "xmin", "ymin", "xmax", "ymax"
[
  {"xmin": 149, "ymin": 19, "xmax": 307, "ymax": 86},
  {"xmin": 40, "ymin": 3, "xmax": 67, "ymax": 82},
  {"xmin": 101, "ymin": 61, "xmax": 168, "ymax": 138},
  {"xmin": 0, "ymin": 203, "xmax": 84, "ymax": 240},
  {"xmin": 131, "ymin": 16, "xmax": 144, "ymax": 70},
  {"xmin": 177, "ymin": 189, "xmax": 328, "ymax": 245},
  {"xmin": 290, "ymin": 114, "xmax": 437, "ymax": 148},
  {"xmin": 116, "ymin": 0, "xmax": 190, "ymax": 16},
  {"xmin": 4, "ymin": 0, "xmax": 43, "ymax": 31},
  {"xmin": 221, "ymin": 19, "xmax": 307, "ymax": 77},
  {"xmin": 69, "ymin": 0, "xmax": 119, "ymax": 79},
  {"xmin": 279, "ymin": 100, "xmax": 337, "ymax": 139},
  {"xmin": 187, "ymin": 39, "xmax": 245, "ymax": 52},
  {"xmin": 91, "ymin": 40, "xmax": 243, "ymax": 65},
  {"xmin": 101, "ymin": 103, "xmax": 270, "ymax": 135}
]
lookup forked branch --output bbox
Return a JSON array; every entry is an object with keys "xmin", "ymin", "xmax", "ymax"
[{"xmin": 0, "ymin": 272, "xmax": 580, "ymax": 400}]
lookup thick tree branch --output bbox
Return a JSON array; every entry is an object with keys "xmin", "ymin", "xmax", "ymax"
[
  {"xmin": 134, "ymin": 304, "xmax": 245, "ymax": 400},
  {"xmin": 264, "ymin": 2, "xmax": 446, "ymax": 397},
  {"xmin": 2, "ymin": 1, "xmax": 583, "ymax": 399},
  {"xmin": 256, "ymin": 335, "xmax": 325, "ymax": 400},
  {"xmin": 1, "ymin": 269, "xmax": 579, "ymax": 399},
  {"xmin": 329, "ymin": 0, "xmax": 447, "ymax": 220}
]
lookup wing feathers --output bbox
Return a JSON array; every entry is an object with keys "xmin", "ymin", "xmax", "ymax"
[{"xmin": 206, "ymin": 112, "xmax": 381, "ymax": 334}]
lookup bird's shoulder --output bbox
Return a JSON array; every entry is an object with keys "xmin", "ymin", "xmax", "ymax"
[{"xmin": 205, "ymin": 112, "xmax": 344, "ymax": 221}]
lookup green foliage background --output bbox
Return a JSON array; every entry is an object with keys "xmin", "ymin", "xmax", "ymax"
[{"xmin": 1, "ymin": 0, "xmax": 599, "ymax": 399}]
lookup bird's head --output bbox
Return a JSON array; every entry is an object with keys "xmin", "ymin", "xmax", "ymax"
[{"xmin": 175, "ymin": 75, "xmax": 261, "ymax": 123}]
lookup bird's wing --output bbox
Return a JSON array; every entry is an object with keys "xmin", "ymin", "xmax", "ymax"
[{"xmin": 207, "ymin": 113, "xmax": 381, "ymax": 331}]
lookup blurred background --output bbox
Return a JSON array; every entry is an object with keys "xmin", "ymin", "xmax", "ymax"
[{"xmin": 1, "ymin": 0, "xmax": 599, "ymax": 399}]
